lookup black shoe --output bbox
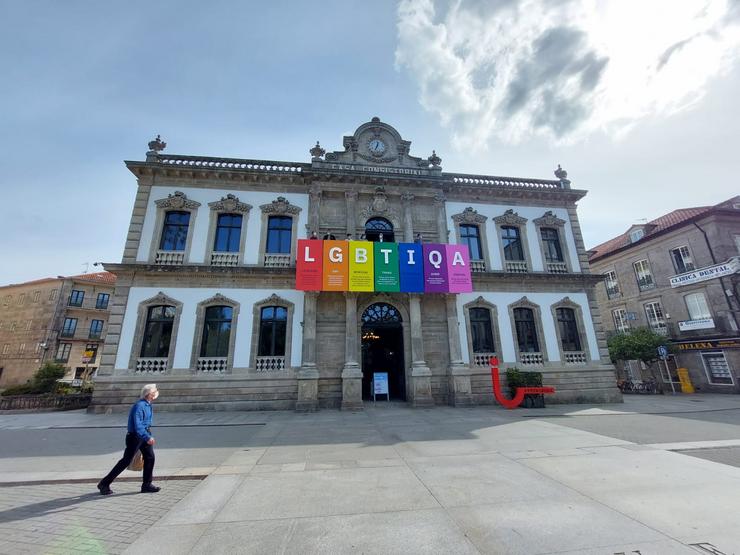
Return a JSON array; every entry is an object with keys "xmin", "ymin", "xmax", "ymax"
[
  {"xmin": 141, "ymin": 483, "xmax": 161, "ymax": 493},
  {"xmin": 97, "ymin": 482, "xmax": 113, "ymax": 495}
]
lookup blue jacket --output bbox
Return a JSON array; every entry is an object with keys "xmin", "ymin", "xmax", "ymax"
[{"xmin": 127, "ymin": 399, "xmax": 153, "ymax": 441}]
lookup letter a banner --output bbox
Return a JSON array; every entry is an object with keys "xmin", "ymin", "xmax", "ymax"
[
  {"xmin": 446, "ymin": 244, "xmax": 472, "ymax": 293},
  {"xmin": 374, "ymin": 242, "xmax": 400, "ymax": 292},
  {"xmin": 296, "ymin": 239, "xmax": 323, "ymax": 291},
  {"xmin": 322, "ymin": 240, "xmax": 348, "ymax": 291},
  {"xmin": 398, "ymin": 243, "xmax": 424, "ymax": 293},
  {"xmin": 348, "ymin": 241, "xmax": 374, "ymax": 291},
  {"xmin": 423, "ymin": 244, "xmax": 449, "ymax": 293}
]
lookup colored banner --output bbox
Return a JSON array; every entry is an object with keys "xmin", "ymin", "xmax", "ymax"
[
  {"xmin": 423, "ymin": 244, "xmax": 449, "ymax": 293},
  {"xmin": 374, "ymin": 242, "xmax": 400, "ymax": 292},
  {"xmin": 295, "ymin": 239, "xmax": 323, "ymax": 291},
  {"xmin": 322, "ymin": 240, "xmax": 348, "ymax": 291},
  {"xmin": 348, "ymin": 241, "xmax": 374, "ymax": 291},
  {"xmin": 446, "ymin": 244, "xmax": 473, "ymax": 293},
  {"xmin": 398, "ymin": 243, "xmax": 424, "ymax": 293}
]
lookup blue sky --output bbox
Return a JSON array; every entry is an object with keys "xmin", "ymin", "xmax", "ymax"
[{"xmin": 1, "ymin": 0, "xmax": 738, "ymax": 284}]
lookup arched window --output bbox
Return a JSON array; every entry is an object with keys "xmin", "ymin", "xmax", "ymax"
[
  {"xmin": 361, "ymin": 303, "xmax": 402, "ymax": 325},
  {"xmin": 200, "ymin": 306, "xmax": 233, "ymax": 357},
  {"xmin": 266, "ymin": 216, "xmax": 292, "ymax": 254},
  {"xmin": 460, "ymin": 224, "xmax": 483, "ymax": 260},
  {"xmin": 258, "ymin": 306, "xmax": 287, "ymax": 356},
  {"xmin": 540, "ymin": 228, "xmax": 563, "ymax": 262},
  {"xmin": 213, "ymin": 214, "xmax": 242, "ymax": 253},
  {"xmin": 469, "ymin": 308, "xmax": 495, "ymax": 353},
  {"xmin": 513, "ymin": 308, "xmax": 539, "ymax": 353},
  {"xmin": 365, "ymin": 218, "xmax": 394, "ymax": 243},
  {"xmin": 140, "ymin": 305, "xmax": 175, "ymax": 357},
  {"xmin": 159, "ymin": 211, "xmax": 190, "ymax": 251},
  {"xmin": 501, "ymin": 226, "xmax": 524, "ymax": 261},
  {"xmin": 556, "ymin": 308, "xmax": 581, "ymax": 352}
]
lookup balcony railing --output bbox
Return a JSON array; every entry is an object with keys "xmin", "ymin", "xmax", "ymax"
[
  {"xmin": 211, "ymin": 252, "xmax": 239, "ymax": 267},
  {"xmin": 472, "ymin": 352, "xmax": 496, "ymax": 367},
  {"xmin": 136, "ymin": 358, "xmax": 167, "ymax": 373},
  {"xmin": 519, "ymin": 352, "xmax": 544, "ymax": 365},
  {"xmin": 88, "ymin": 332, "xmax": 102, "ymax": 340},
  {"xmin": 197, "ymin": 357, "xmax": 228, "ymax": 373},
  {"xmin": 264, "ymin": 254, "xmax": 291, "ymax": 268},
  {"xmin": 60, "ymin": 330, "xmax": 76, "ymax": 338},
  {"xmin": 606, "ymin": 285, "xmax": 621, "ymax": 299},
  {"xmin": 155, "ymin": 251, "xmax": 185, "ymax": 265},
  {"xmin": 470, "ymin": 260, "xmax": 486, "ymax": 273},
  {"xmin": 255, "ymin": 356, "xmax": 286, "ymax": 371},
  {"xmin": 564, "ymin": 351, "xmax": 587, "ymax": 365},
  {"xmin": 505, "ymin": 260, "xmax": 528, "ymax": 273},
  {"xmin": 650, "ymin": 325, "xmax": 669, "ymax": 336},
  {"xmin": 546, "ymin": 261, "xmax": 568, "ymax": 274},
  {"xmin": 637, "ymin": 278, "xmax": 656, "ymax": 291}
]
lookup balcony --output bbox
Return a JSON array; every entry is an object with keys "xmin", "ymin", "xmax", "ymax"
[
  {"xmin": 211, "ymin": 252, "xmax": 239, "ymax": 267},
  {"xmin": 606, "ymin": 285, "xmax": 621, "ymax": 299},
  {"xmin": 546, "ymin": 262, "xmax": 568, "ymax": 274},
  {"xmin": 197, "ymin": 357, "xmax": 228, "ymax": 373},
  {"xmin": 649, "ymin": 324, "xmax": 669, "ymax": 336},
  {"xmin": 155, "ymin": 251, "xmax": 185, "ymax": 265},
  {"xmin": 88, "ymin": 332, "xmax": 102, "ymax": 340},
  {"xmin": 504, "ymin": 260, "xmax": 528, "ymax": 273},
  {"xmin": 637, "ymin": 278, "xmax": 656, "ymax": 292},
  {"xmin": 60, "ymin": 330, "xmax": 76, "ymax": 338},
  {"xmin": 472, "ymin": 352, "xmax": 496, "ymax": 367},
  {"xmin": 519, "ymin": 352, "xmax": 544, "ymax": 366},
  {"xmin": 564, "ymin": 351, "xmax": 587, "ymax": 366},
  {"xmin": 255, "ymin": 356, "xmax": 286, "ymax": 371},
  {"xmin": 470, "ymin": 260, "xmax": 486, "ymax": 273},
  {"xmin": 135, "ymin": 358, "xmax": 167, "ymax": 373},
  {"xmin": 264, "ymin": 254, "xmax": 291, "ymax": 268}
]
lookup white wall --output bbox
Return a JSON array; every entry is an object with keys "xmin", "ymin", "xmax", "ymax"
[
  {"xmin": 116, "ymin": 287, "xmax": 305, "ymax": 370},
  {"xmin": 455, "ymin": 291, "xmax": 599, "ymax": 363},
  {"xmin": 137, "ymin": 186, "xmax": 310, "ymax": 264},
  {"xmin": 445, "ymin": 202, "xmax": 581, "ymax": 273}
]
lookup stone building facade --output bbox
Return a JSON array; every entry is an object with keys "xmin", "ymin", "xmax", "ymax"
[
  {"xmin": 589, "ymin": 197, "xmax": 740, "ymax": 393},
  {"xmin": 0, "ymin": 272, "xmax": 116, "ymax": 388},
  {"xmin": 91, "ymin": 119, "xmax": 620, "ymax": 412}
]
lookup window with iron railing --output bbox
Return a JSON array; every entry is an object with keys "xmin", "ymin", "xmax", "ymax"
[
  {"xmin": 89, "ymin": 319, "xmax": 104, "ymax": 339},
  {"xmin": 644, "ymin": 301, "xmax": 667, "ymax": 334},
  {"xmin": 633, "ymin": 259, "xmax": 655, "ymax": 291},
  {"xmin": 61, "ymin": 318, "xmax": 77, "ymax": 337},
  {"xmin": 68, "ymin": 290, "xmax": 84, "ymax": 307},
  {"xmin": 96, "ymin": 293, "xmax": 110, "ymax": 310},
  {"xmin": 670, "ymin": 245, "xmax": 695, "ymax": 274},
  {"xmin": 604, "ymin": 270, "xmax": 621, "ymax": 299},
  {"xmin": 612, "ymin": 308, "xmax": 629, "ymax": 333}
]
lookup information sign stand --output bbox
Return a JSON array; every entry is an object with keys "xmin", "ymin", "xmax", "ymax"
[{"xmin": 373, "ymin": 372, "xmax": 389, "ymax": 403}]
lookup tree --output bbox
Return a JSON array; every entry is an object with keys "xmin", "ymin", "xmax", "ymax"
[
  {"xmin": 1, "ymin": 363, "xmax": 67, "ymax": 396},
  {"xmin": 607, "ymin": 327, "xmax": 669, "ymax": 367}
]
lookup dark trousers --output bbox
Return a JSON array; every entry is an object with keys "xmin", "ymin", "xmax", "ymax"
[{"xmin": 100, "ymin": 432, "xmax": 155, "ymax": 486}]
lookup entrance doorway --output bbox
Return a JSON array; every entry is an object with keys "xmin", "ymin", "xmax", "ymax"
[{"xmin": 361, "ymin": 303, "xmax": 405, "ymax": 400}]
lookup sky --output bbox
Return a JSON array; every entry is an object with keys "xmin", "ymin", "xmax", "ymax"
[{"xmin": 1, "ymin": 0, "xmax": 738, "ymax": 285}]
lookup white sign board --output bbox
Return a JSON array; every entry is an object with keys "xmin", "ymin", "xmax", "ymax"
[
  {"xmin": 678, "ymin": 318, "xmax": 715, "ymax": 331},
  {"xmin": 373, "ymin": 373, "xmax": 389, "ymax": 395},
  {"xmin": 670, "ymin": 257, "xmax": 739, "ymax": 288}
]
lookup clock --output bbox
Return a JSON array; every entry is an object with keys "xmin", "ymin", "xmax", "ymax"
[{"xmin": 367, "ymin": 138, "xmax": 386, "ymax": 156}]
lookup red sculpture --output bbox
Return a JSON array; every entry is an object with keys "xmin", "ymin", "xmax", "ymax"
[{"xmin": 490, "ymin": 356, "xmax": 555, "ymax": 409}]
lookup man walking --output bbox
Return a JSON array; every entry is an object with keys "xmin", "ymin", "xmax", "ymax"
[{"xmin": 97, "ymin": 383, "xmax": 161, "ymax": 495}]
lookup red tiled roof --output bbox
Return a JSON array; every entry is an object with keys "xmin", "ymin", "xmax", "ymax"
[
  {"xmin": 67, "ymin": 271, "xmax": 117, "ymax": 284},
  {"xmin": 588, "ymin": 206, "xmax": 712, "ymax": 261}
]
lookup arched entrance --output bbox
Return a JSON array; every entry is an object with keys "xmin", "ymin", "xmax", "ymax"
[
  {"xmin": 364, "ymin": 217, "xmax": 395, "ymax": 243},
  {"xmin": 361, "ymin": 302, "xmax": 405, "ymax": 400}
]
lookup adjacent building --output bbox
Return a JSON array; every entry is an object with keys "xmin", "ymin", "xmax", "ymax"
[
  {"xmin": 91, "ymin": 118, "xmax": 621, "ymax": 412},
  {"xmin": 0, "ymin": 272, "xmax": 116, "ymax": 389},
  {"xmin": 588, "ymin": 197, "xmax": 740, "ymax": 392}
]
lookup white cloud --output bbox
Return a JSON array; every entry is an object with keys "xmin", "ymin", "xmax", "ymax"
[{"xmin": 395, "ymin": 0, "xmax": 740, "ymax": 148}]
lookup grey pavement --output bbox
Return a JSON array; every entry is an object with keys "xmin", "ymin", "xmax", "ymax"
[{"xmin": 0, "ymin": 394, "xmax": 739, "ymax": 554}]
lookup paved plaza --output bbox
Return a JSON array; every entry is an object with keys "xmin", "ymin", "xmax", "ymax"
[{"xmin": 1, "ymin": 395, "xmax": 740, "ymax": 554}]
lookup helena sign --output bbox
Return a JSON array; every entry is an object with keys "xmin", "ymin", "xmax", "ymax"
[
  {"xmin": 296, "ymin": 239, "xmax": 472, "ymax": 293},
  {"xmin": 670, "ymin": 257, "xmax": 739, "ymax": 288}
]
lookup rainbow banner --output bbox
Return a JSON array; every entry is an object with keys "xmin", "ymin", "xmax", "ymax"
[{"xmin": 296, "ymin": 240, "xmax": 471, "ymax": 293}]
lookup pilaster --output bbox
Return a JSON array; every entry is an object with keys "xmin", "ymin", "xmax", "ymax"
[
  {"xmin": 409, "ymin": 294, "xmax": 434, "ymax": 407},
  {"xmin": 296, "ymin": 292, "xmax": 319, "ymax": 412},
  {"xmin": 434, "ymin": 192, "xmax": 449, "ymax": 243},
  {"xmin": 445, "ymin": 294, "xmax": 472, "ymax": 406},
  {"xmin": 401, "ymin": 192, "xmax": 414, "ymax": 242},
  {"xmin": 341, "ymin": 292, "xmax": 363, "ymax": 410}
]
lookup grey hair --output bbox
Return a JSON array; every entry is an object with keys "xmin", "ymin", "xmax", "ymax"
[{"xmin": 140, "ymin": 383, "xmax": 158, "ymax": 399}]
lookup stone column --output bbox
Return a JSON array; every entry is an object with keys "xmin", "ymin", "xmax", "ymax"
[
  {"xmin": 445, "ymin": 294, "xmax": 472, "ymax": 406},
  {"xmin": 296, "ymin": 292, "xmax": 319, "ymax": 412},
  {"xmin": 401, "ymin": 192, "xmax": 414, "ymax": 242},
  {"xmin": 408, "ymin": 294, "xmax": 434, "ymax": 407},
  {"xmin": 345, "ymin": 191, "xmax": 358, "ymax": 237},
  {"xmin": 341, "ymin": 292, "xmax": 363, "ymax": 410},
  {"xmin": 308, "ymin": 187, "xmax": 321, "ymax": 236},
  {"xmin": 434, "ymin": 192, "xmax": 448, "ymax": 243}
]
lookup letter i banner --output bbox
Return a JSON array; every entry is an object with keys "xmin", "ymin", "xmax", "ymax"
[
  {"xmin": 423, "ymin": 244, "xmax": 449, "ymax": 293},
  {"xmin": 322, "ymin": 240, "xmax": 348, "ymax": 291},
  {"xmin": 374, "ymin": 242, "xmax": 400, "ymax": 292},
  {"xmin": 348, "ymin": 241, "xmax": 374, "ymax": 291},
  {"xmin": 296, "ymin": 239, "xmax": 323, "ymax": 291},
  {"xmin": 398, "ymin": 243, "xmax": 424, "ymax": 293},
  {"xmin": 446, "ymin": 244, "xmax": 472, "ymax": 293}
]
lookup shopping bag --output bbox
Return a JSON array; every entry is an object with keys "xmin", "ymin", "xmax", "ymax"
[{"xmin": 127, "ymin": 450, "xmax": 144, "ymax": 471}]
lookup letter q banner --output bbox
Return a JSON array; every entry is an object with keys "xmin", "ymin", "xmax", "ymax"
[
  {"xmin": 423, "ymin": 244, "xmax": 449, "ymax": 293},
  {"xmin": 295, "ymin": 239, "xmax": 323, "ymax": 291}
]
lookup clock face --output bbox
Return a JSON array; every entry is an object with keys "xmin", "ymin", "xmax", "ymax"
[{"xmin": 368, "ymin": 138, "xmax": 386, "ymax": 156}]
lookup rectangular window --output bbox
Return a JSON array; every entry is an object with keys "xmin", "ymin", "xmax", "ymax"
[
  {"xmin": 18, "ymin": 343, "xmax": 25, "ymax": 355},
  {"xmin": 556, "ymin": 308, "xmax": 582, "ymax": 351},
  {"xmin": 258, "ymin": 306, "xmax": 287, "ymax": 356},
  {"xmin": 501, "ymin": 226, "xmax": 524, "ymax": 261},
  {"xmin": 633, "ymin": 259, "xmax": 655, "ymax": 291},
  {"xmin": 604, "ymin": 271, "xmax": 621, "ymax": 299},
  {"xmin": 2, "ymin": 295, "xmax": 10, "ymax": 307},
  {"xmin": 10, "ymin": 322, "xmax": 16, "ymax": 332},
  {"xmin": 629, "ymin": 228, "xmax": 644, "ymax": 243},
  {"xmin": 85, "ymin": 343, "xmax": 98, "ymax": 362},
  {"xmin": 644, "ymin": 301, "xmax": 667, "ymax": 334},
  {"xmin": 61, "ymin": 318, "xmax": 77, "ymax": 337},
  {"xmin": 684, "ymin": 292, "xmax": 711, "ymax": 320},
  {"xmin": 701, "ymin": 351, "xmax": 733, "ymax": 385},
  {"xmin": 17, "ymin": 293, "xmax": 25, "ymax": 306},
  {"xmin": 55, "ymin": 343, "xmax": 72, "ymax": 362},
  {"xmin": 140, "ymin": 305, "xmax": 175, "ymax": 358},
  {"xmin": 33, "ymin": 290, "xmax": 40, "ymax": 303},
  {"xmin": 670, "ymin": 246, "xmax": 695, "ymax": 274},
  {"xmin": 469, "ymin": 308, "xmax": 495, "ymax": 353},
  {"xmin": 35, "ymin": 342, "xmax": 42, "ymax": 354},
  {"xmin": 1, "ymin": 344, "xmax": 9, "ymax": 355},
  {"xmin": 513, "ymin": 308, "xmax": 540, "ymax": 352},
  {"xmin": 89, "ymin": 320, "xmax": 104, "ymax": 339},
  {"xmin": 159, "ymin": 211, "xmax": 191, "ymax": 251},
  {"xmin": 96, "ymin": 293, "xmax": 110, "ymax": 310},
  {"xmin": 540, "ymin": 228, "xmax": 563, "ymax": 262},
  {"xmin": 612, "ymin": 308, "xmax": 629, "ymax": 333},
  {"xmin": 49, "ymin": 289, "xmax": 58, "ymax": 301},
  {"xmin": 266, "ymin": 216, "xmax": 292, "ymax": 254},
  {"xmin": 26, "ymin": 320, "xmax": 32, "ymax": 331},
  {"xmin": 460, "ymin": 224, "xmax": 483, "ymax": 261},
  {"xmin": 214, "ymin": 214, "xmax": 243, "ymax": 253},
  {"xmin": 68, "ymin": 290, "xmax": 85, "ymax": 307}
]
